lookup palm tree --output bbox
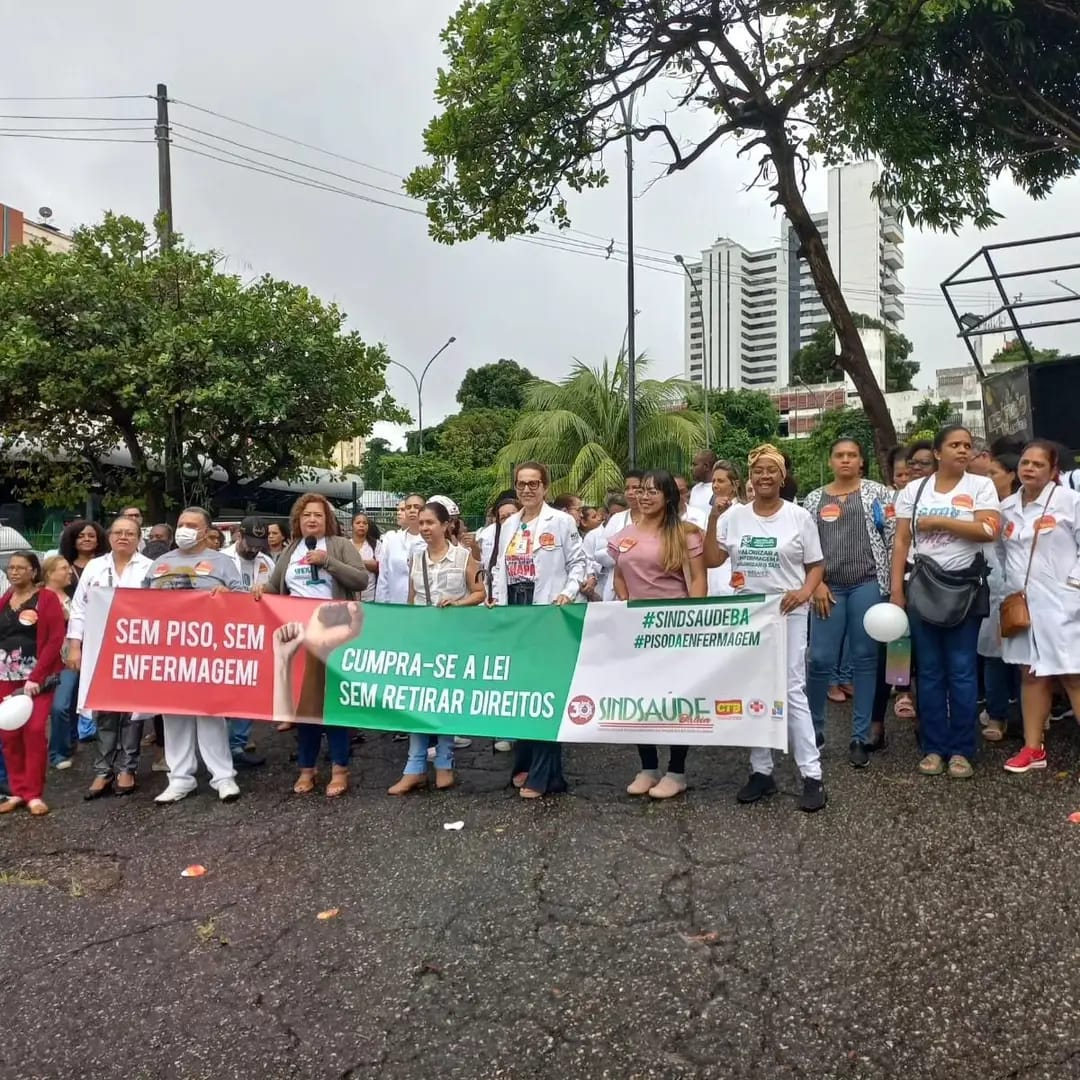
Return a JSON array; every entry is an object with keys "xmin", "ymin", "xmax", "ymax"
[{"xmin": 496, "ymin": 351, "xmax": 706, "ymax": 505}]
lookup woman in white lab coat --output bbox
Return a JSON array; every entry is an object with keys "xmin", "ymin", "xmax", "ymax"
[
  {"xmin": 1000, "ymin": 441, "xmax": 1080, "ymax": 773},
  {"xmin": 491, "ymin": 461, "xmax": 587, "ymax": 797},
  {"xmin": 374, "ymin": 493, "xmax": 427, "ymax": 604},
  {"xmin": 703, "ymin": 460, "xmax": 745, "ymax": 597}
]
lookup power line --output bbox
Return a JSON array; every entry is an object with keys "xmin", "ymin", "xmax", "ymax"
[
  {"xmin": 170, "ymin": 122, "xmax": 412, "ymax": 202},
  {"xmin": 170, "ymin": 142, "xmax": 429, "ymax": 218},
  {"xmin": 0, "ymin": 125, "xmax": 153, "ymax": 134},
  {"xmin": 0, "ymin": 94, "xmax": 150, "ymax": 102},
  {"xmin": 0, "ymin": 113, "xmax": 156, "ymax": 121},
  {"xmin": 169, "ymin": 97, "xmax": 403, "ymax": 180},
  {"xmin": 0, "ymin": 133, "xmax": 152, "ymax": 144}
]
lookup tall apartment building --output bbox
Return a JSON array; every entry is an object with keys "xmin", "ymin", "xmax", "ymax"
[
  {"xmin": 331, "ymin": 436, "xmax": 366, "ymax": 472},
  {"xmin": 683, "ymin": 162, "xmax": 905, "ymax": 393}
]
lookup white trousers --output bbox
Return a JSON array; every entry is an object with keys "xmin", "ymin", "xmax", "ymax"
[
  {"xmin": 750, "ymin": 611, "xmax": 822, "ymax": 780},
  {"xmin": 162, "ymin": 714, "xmax": 236, "ymax": 792}
]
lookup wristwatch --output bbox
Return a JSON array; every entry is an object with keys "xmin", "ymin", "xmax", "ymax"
[{"xmin": 1067, "ymin": 577, "xmax": 1080, "ymax": 589}]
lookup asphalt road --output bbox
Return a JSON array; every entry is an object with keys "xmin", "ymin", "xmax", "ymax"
[{"xmin": 1, "ymin": 710, "xmax": 1079, "ymax": 1080}]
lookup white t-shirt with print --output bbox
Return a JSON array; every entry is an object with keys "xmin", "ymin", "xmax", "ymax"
[
  {"xmin": 286, "ymin": 538, "xmax": 334, "ymax": 599},
  {"xmin": 893, "ymin": 472, "xmax": 999, "ymax": 572},
  {"xmin": 717, "ymin": 501, "xmax": 823, "ymax": 607}
]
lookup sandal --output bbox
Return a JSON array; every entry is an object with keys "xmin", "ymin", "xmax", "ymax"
[
  {"xmin": 827, "ymin": 687, "xmax": 847, "ymax": 704},
  {"xmin": 275, "ymin": 722, "xmax": 295, "ymax": 733},
  {"xmin": 512, "ymin": 772, "xmax": 529, "ymax": 789},
  {"xmin": 894, "ymin": 694, "xmax": 917, "ymax": 720},
  {"xmin": 325, "ymin": 767, "xmax": 350, "ymax": 798},
  {"xmin": 982, "ymin": 719, "xmax": 1007, "ymax": 742},
  {"xmin": 293, "ymin": 769, "xmax": 317, "ymax": 795},
  {"xmin": 0, "ymin": 797, "xmax": 23, "ymax": 814},
  {"xmin": 918, "ymin": 753, "xmax": 945, "ymax": 776},
  {"xmin": 28, "ymin": 799, "xmax": 49, "ymax": 817},
  {"xmin": 948, "ymin": 755, "xmax": 974, "ymax": 779},
  {"xmin": 519, "ymin": 787, "xmax": 544, "ymax": 799}
]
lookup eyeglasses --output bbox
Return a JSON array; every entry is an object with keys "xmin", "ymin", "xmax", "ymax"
[
  {"xmin": 515, "ymin": 480, "xmax": 542, "ymax": 491},
  {"xmin": 909, "ymin": 457, "xmax": 934, "ymax": 467},
  {"xmin": 638, "ymin": 487, "xmax": 661, "ymax": 497}
]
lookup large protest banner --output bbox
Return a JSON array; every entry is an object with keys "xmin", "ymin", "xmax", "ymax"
[{"xmin": 82, "ymin": 590, "xmax": 788, "ymax": 749}]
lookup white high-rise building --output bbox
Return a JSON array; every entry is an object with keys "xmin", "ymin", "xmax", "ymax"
[{"xmin": 683, "ymin": 162, "xmax": 905, "ymax": 393}]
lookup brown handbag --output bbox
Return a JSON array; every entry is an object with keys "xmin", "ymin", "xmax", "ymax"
[{"xmin": 1000, "ymin": 484, "xmax": 1057, "ymax": 638}]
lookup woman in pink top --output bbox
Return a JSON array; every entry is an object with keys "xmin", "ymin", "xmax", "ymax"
[{"xmin": 610, "ymin": 469, "xmax": 707, "ymax": 799}]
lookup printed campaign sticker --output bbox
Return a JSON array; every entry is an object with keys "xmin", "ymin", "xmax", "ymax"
[
  {"xmin": 819, "ymin": 504, "xmax": 841, "ymax": 522},
  {"xmin": 154, "ymin": 563, "xmax": 171, "ymax": 577},
  {"xmin": 616, "ymin": 538, "xmax": 637, "ymax": 553},
  {"xmin": 951, "ymin": 493, "xmax": 974, "ymax": 511},
  {"xmin": 730, "ymin": 571, "xmax": 746, "ymax": 589},
  {"xmin": 538, "ymin": 532, "xmax": 557, "ymax": 551},
  {"xmin": 1004, "ymin": 521, "xmax": 1016, "ymax": 539},
  {"xmin": 1036, "ymin": 515, "xmax": 1057, "ymax": 533},
  {"xmin": 17, "ymin": 609, "xmax": 37, "ymax": 626},
  {"xmin": 193, "ymin": 561, "xmax": 213, "ymax": 576},
  {"xmin": 884, "ymin": 504, "xmax": 896, "ymax": 520}
]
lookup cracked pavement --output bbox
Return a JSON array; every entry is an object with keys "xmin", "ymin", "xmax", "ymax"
[{"xmin": 2, "ymin": 713, "xmax": 1080, "ymax": 1080}]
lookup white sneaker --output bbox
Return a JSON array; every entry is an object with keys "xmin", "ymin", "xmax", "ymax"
[
  {"xmin": 493, "ymin": 740, "xmax": 513, "ymax": 752},
  {"xmin": 155, "ymin": 783, "xmax": 193, "ymax": 804},
  {"xmin": 426, "ymin": 746, "xmax": 437, "ymax": 762},
  {"xmin": 53, "ymin": 759, "xmax": 73, "ymax": 770},
  {"xmin": 453, "ymin": 736, "xmax": 472, "ymax": 748},
  {"xmin": 217, "ymin": 779, "xmax": 241, "ymax": 803}
]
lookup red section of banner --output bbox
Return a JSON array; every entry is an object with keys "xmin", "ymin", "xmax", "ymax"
[{"xmin": 84, "ymin": 591, "xmax": 325, "ymax": 720}]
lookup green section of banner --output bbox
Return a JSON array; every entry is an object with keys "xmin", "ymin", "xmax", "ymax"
[{"xmin": 321, "ymin": 603, "xmax": 587, "ymax": 738}]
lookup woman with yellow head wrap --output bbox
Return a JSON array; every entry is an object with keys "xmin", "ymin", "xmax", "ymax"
[{"xmin": 702, "ymin": 443, "xmax": 828, "ymax": 812}]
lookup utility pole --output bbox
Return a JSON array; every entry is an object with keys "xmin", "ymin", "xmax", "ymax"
[
  {"xmin": 154, "ymin": 83, "xmax": 173, "ymax": 250},
  {"xmin": 616, "ymin": 87, "xmax": 638, "ymax": 468},
  {"xmin": 155, "ymin": 83, "xmax": 180, "ymax": 522}
]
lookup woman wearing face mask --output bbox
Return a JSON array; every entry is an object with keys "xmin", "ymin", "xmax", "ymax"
[
  {"xmin": 803, "ymin": 438, "xmax": 894, "ymax": 766},
  {"xmin": 58, "ymin": 519, "xmax": 109, "ymax": 597},
  {"xmin": 258, "ymin": 494, "xmax": 369, "ymax": 796},
  {"xmin": 349, "ymin": 513, "xmax": 382, "ymax": 602},
  {"xmin": 704, "ymin": 445, "xmax": 827, "ymax": 812},
  {"xmin": 891, "ymin": 425, "xmax": 1000, "ymax": 779},
  {"xmin": 980, "ymin": 452, "xmax": 1021, "ymax": 743},
  {"xmin": 1000, "ymin": 442, "xmax": 1080, "ymax": 773},
  {"xmin": 0, "ymin": 552, "xmax": 66, "ymax": 816},
  {"xmin": 388, "ymin": 501, "xmax": 486, "ymax": 795},
  {"xmin": 492, "ymin": 461, "xmax": 587, "ymax": 798},
  {"xmin": 611, "ymin": 470, "xmax": 706, "ymax": 799},
  {"xmin": 375, "ymin": 493, "xmax": 427, "ymax": 604},
  {"xmin": 704, "ymin": 460, "xmax": 744, "ymax": 597}
]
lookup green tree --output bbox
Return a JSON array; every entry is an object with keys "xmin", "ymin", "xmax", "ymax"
[
  {"xmin": 378, "ymin": 454, "xmax": 497, "ymax": 521},
  {"xmin": 438, "ymin": 408, "xmax": 519, "ymax": 469},
  {"xmin": 683, "ymin": 388, "xmax": 779, "ymax": 473},
  {"xmin": 792, "ymin": 316, "xmax": 918, "ymax": 393},
  {"xmin": 404, "ymin": 1, "xmax": 982, "ymax": 467},
  {"xmin": 360, "ymin": 437, "xmax": 394, "ymax": 489},
  {"xmin": 905, "ymin": 398, "xmax": 958, "ymax": 440},
  {"xmin": 456, "ymin": 359, "xmax": 535, "ymax": 411},
  {"xmin": 497, "ymin": 352, "xmax": 704, "ymax": 505},
  {"xmin": 0, "ymin": 214, "xmax": 404, "ymax": 518},
  {"xmin": 990, "ymin": 339, "xmax": 1062, "ymax": 365},
  {"xmin": 811, "ymin": 0, "xmax": 1080, "ymax": 230}
]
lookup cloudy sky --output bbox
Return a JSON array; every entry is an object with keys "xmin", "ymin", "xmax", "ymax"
[{"xmin": 5, "ymin": 0, "xmax": 1079, "ymax": 449}]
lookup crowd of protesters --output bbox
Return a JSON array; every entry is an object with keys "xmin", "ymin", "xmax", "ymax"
[{"xmin": 0, "ymin": 428, "xmax": 1077, "ymax": 819}]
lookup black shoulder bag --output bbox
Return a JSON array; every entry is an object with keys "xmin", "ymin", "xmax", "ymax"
[{"xmin": 905, "ymin": 477, "xmax": 990, "ymax": 628}]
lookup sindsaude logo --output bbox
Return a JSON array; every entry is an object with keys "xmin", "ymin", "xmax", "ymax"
[{"xmin": 599, "ymin": 695, "xmax": 711, "ymax": 724}]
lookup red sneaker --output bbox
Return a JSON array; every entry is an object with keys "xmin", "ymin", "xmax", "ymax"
[{"xmin": 1004, "ymin": 746, "xmax": 1048, "ymax": 773}]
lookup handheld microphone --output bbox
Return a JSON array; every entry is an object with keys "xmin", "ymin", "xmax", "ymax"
[{"xmin": 304, "ymin": 535, "xmax": 320, "ymax": 583}]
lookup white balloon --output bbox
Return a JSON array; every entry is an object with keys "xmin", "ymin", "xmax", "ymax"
[
  {"xmin": 0, "ymin": 694, "xmax": 32, "ymax": 732},
  {"xmin": 863, "ymin": 602, "xmax": 910, "ymax": 644}
]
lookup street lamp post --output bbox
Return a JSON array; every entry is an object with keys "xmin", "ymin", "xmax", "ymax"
[
  {"xmin": 675, "ymin": 254, "xmax": 711, "ymax": 447},
  {"xmin": 388, "ymin": 336, "xmax": 457, "ymax": 456},
  {"xmin": 614, "ymin": 83, "xmax": 639, "ymax": 467}
]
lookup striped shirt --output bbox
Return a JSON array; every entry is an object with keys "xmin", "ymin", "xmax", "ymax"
[{"xmin": 815, "ymin": 492, "xmax": 877, "ymax": 589}]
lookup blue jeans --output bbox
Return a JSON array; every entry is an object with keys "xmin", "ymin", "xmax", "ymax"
[
  {"xmin": 908, "ymin": 608, "xmax": 982, "ymax": 760},
  {"xmin": 984, "ymin": 658, "xmax": 1019, "ymax": 722},
  {"xmin": 405, "ymin": 734, "xmax": 454, "ymax": 774},
  {"xmin": 48, "ymin": 667, "xmax": 79, "ymax": 764},
  {"xmin": 808, "ymin": 580, "xmax": 884, "ymax": 744},
  {"xmin": 832, "ymin": 638, "xmax": 853, "ymax": 686},
  {"xmin": 0, "ymin": 742, "xmax": 7, "ymax": 791},
  {"xmin": 296, "ymin": 723, "xmax": 350, "ymax": 769},
  {"xmin": 228, "ymin": 718, "xmax": 253, "ymax": 756}
]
